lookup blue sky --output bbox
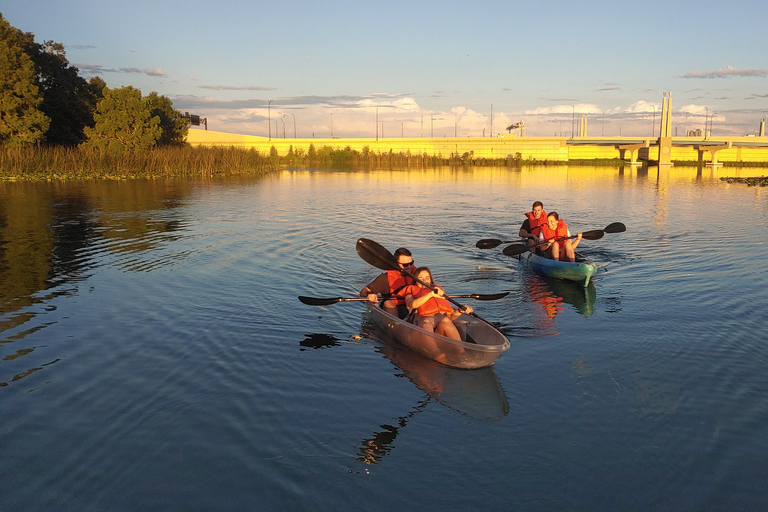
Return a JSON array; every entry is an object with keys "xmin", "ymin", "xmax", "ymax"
[{"xmin": 3, "ymin": 0, "xmax": 767, "ymax": 138}]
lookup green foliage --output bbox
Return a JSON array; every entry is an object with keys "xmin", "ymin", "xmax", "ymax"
[
  {"xmin": 21, "ymin": 38, "xmax": 98, "ymax": 146},
  {"xmin": 145, "ymin": 91, "xmax": 188, "ymax": 146},
  {"xmin": 0, "ymin": 14, "xmax": 50, "ymax": 146},
  {"xmin": 82, "ymin": 86, "xmax": 162, "ymax": 152}
]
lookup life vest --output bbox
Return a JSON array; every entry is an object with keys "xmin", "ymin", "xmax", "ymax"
[
  {"xmin": 540, "ymin": 219, "xmax": 570, "ymax": 248},
  {"xmin": 404, "ymin": 285, "xmax": 454, "ymax": 316},
  {"xmin": 524, "ymin": 210, "xmax": 548, "ymax": 237},
  {"xmin": 386, "ymin": 270, "xmax": 413, "ymax": 305}
]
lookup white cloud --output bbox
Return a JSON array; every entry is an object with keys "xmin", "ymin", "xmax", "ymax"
[{"xmin": 678, "ymin": 65, "xmax": 768, "ymax": 79}]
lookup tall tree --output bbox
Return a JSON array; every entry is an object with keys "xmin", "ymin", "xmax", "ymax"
[
  {"xmin": 82, "ymin": 86, "xmax": 161, "ymax": 152},
  {"xmin": 145, "ymin": 92, "xmax": 188, "ymax": 146},
  {"xmin": 0, "ymin": 14, "xmax": 50, "ymax": 146},
  {"xmin": 24, "ymin": 39, "xmax": 99, "ymax": 146}
]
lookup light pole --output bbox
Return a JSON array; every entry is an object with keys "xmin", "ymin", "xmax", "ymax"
[
  {"xmin": 289, "ymin": 113, "xmax": 296, "ymax": 138},
  {"xmin": 651, "ymin": 105, "xmax": 656, "ymax": 137},
  {"xmin": 704, "ymin": 107, "xmax": 709, "ymax": 139},
  {"xmin": 420, "ymin": 115, "xmax": 423, "ymax": 138},
  {"xmin": 376, "ymin": 108, "xmax": 378, "ymax": 141},
  {"xmin": 571, "ymin": 105, "xmax": 575, "ymax": 139},
  {"xmin": 710, "ymin": 112, "xmax": 716, "ymax": 137},
  {"xmin": 268, "ymin": 100, "xmax": 273, "ymax": 141},
  {"xmin": 281, "ymin": 114, "xmax": 286, "ymax": 138}
]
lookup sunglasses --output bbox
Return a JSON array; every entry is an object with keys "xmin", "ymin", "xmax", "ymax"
[{"xmin": 399, "ymin": 260, "xmax": 414, "ymax": 267}]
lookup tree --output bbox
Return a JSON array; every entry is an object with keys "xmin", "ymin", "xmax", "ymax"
[
  {"xmin": 145, "ymin": 91, "xmax": 188, "ymax": 146},
  {"xmin": 82, "ymin": 86, "xmax": 161, "ymax": 152},
  {"xmin": 0, "ymin": 15, "xmax": 50, "ymax": 146},
  {"xmin": 24, "ymin": 39, "xmax": 99, "ymax": 146}
]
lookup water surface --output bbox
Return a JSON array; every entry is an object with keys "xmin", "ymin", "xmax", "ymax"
[{"xmin": 2, "ymin": 165, "xmax": 768, "ymax": 511}]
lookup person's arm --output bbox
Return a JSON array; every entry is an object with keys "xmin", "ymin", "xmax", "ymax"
[
  {"xmin": 360, "ymin": 273, "xmax": 388, "ymax": 302},
  {"xmin": 539, "ymin": 232, "xmax": 554, "ymax": 251},
  {"xmin": 518, "ymin": 219, "xmax": 533, "ymax": 239},
  {"xmin": 572, "ymin": 232, "xmax": 583, "ymax": 250}
]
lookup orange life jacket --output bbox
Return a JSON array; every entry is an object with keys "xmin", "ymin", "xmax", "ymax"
[
  {"xmin": 404, "ymin": 285, "xmax": 454, "ymax": 316},
  {"xmin": 386, "ymin": 270, "xmax": 413, "ymax": 305},
  {"xmin": 540, "ymin": 219, "xmax": 569, "ymax": 248},
  {"xmin": 524, "ymin": 210, "xmax": 548, "ymax": 237}
]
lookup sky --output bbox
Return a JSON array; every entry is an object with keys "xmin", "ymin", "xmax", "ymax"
[{"xmin": 3, "ymin": 0, "xmax": 767, "ymax": 139}]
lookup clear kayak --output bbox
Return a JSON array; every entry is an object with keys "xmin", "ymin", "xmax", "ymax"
[
  {"xmin": 366, "ymin": 303, "xmax": 510, "ymax": 369},
  {"xmin": 519, "ymin": 250, "xmax": 598, "ymax": 287}
]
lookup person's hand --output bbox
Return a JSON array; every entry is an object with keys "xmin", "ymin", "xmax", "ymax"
[
  {"xmin": 434, "ymin": 288, "xmax": 445, "ymax": 298},
  {"xmin": 366, "ymin": 293, "xmax": 379, "ymax": 303},
  {"xmin": 461, "ymin": 305, "xmax": 473, "ymax": 314},
  {"xmin": 576, "ymin": 233, "xmax": 583, "ymax": 241}
]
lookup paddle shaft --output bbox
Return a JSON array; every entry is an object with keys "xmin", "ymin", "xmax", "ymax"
[{"xmin": 299, "ymin": 292, "xmax": 509, "ymax": 306}]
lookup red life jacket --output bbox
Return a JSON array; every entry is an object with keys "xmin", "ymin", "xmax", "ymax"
[
  {"xmin": 404, "ymin": 285, "xmax": 454, "ymax": 316},
  {"xmin": 524, "ymin": 210, "xmax": 548, "ymax": 237},
  {"xmin": 540, "ymin": 219, "xmax": 569, "ymax": 248},
  {"xmin": 386, "ymin": 270, "xmax": 413, "ymax": 305}
]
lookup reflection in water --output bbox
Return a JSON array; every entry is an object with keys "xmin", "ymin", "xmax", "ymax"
[
  {"xmin": 0, "ymin": 180, "xmax": 194, "ymax": 388},
  {"xmin": 299, "ymin": 333, "xmax": 343, "ymax": 350},
  {"xmin": 298, "ymin": 326, "xmax": 509, "ymax": 466},
  {"xmin": 521, "ymin": 273, "xmax": 597, "ymax": 335}
]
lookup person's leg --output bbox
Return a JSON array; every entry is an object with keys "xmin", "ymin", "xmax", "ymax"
[{"xmin": 562, "ymin": 240, "xmax": 576, "ymax": 262}]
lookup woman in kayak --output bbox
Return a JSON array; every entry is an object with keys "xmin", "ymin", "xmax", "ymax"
[
  {"xmin": 403, "ymin": 267, "xmax": 473, "ymax": 341},
  {"xmin": 539, "ymin": 211, "xmax": 582, "ymax": 262}
]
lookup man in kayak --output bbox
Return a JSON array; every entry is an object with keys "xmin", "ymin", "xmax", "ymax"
[
  {"xmin": 519, "ymin": 201, "xmax": 547, "ymax": 252},
  {"xmin": 539, "ymin": 212, "xmax": 582, "ymax": 262},
  {"xmin": 360, "ymin": 247, "xmax": 416, "ymax": 318}
]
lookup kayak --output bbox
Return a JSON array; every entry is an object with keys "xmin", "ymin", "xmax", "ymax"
[
  {"xmin": 365, "ymin": 303, "xmax": 510, "ymax": 370},
  {"xmin": 519, "ymin": 250, "xmax": 598, "ymax": 287}
]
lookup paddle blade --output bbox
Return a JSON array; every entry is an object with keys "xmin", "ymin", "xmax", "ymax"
[
  {"xmin": 356, "ymin": 238, "xmax": 400, "ymax": 271},
  {"xmin": 581, "ymin": 229, "xmax": 605, "ymax": 241},
  {"xmin": 476, "ymin": 238, "xmax": 504, "ymax": 249},
  {"xmin": 603, "ymin": 222, "xmax": 626, "ymax": 234},
  {"xmin": 502, "ymin": 243, "xmax": 530, "ymax": 257},
  {"xmin": 299, "ymin": 296, "xmax": 342, "ymax": 306},
  {"xmin": 461, "ymin": 292, "xmax": 510, "ymax": 301}
]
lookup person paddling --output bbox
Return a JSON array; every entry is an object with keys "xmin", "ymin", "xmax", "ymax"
[
  {"xmin": 519, "ymin": 201, "xmax": 547, "ymax": 252},
  {"xmin": 539, "ymin": 212, "xmax": 582, "ymax": 262},
  {"xmin": 360, "ymin": 247, "xmax": 415, "ymax": 318}
]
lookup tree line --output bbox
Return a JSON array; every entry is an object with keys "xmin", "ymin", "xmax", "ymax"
[{"xmin": 1, "ymin": 13, "xmax": 187, "ymax": 151}]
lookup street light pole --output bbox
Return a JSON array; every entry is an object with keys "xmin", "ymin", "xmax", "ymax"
[
  {"xmin": 268, "ymin": 100, "xmax": 273, "ymax": 141},
  {"xmin": 704, "ymin": 107, "xmax": 709, "ymax": 139},
  {"xmin": 290, "ymin": 113, "xmax": 296, "ymax": 138}
]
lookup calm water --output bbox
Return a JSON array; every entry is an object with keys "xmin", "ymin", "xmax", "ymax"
[{"xmin": 2, "ymin": 165, "xmax": 768, "ymax": 511}]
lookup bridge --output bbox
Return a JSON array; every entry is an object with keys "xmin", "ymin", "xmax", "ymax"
[{"xmin": 565, "ymin": 92, "xmax": 768, "ymax": 165}]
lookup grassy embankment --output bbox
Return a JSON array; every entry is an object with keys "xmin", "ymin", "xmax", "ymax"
[{"xmin": 0, "ymin": 144, "xmax": 532, "ymax": 181}]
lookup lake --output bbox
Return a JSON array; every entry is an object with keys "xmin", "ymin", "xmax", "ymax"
[{"xmin": 2, "ymin": 165, "xmax": 768, "ymax": 511}]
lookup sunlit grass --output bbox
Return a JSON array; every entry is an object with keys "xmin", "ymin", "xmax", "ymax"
[{"xmin": 0, "ymin": 145, "xmax": 277, "ymax": 180}]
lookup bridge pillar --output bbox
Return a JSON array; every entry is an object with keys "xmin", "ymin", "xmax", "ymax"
[
  {"xmin": 760, "ymin": 119, "xmax": 765, "ymax": 137},
  {"xmin": 617, "ymin": 141, "xmax": 649, "ymax": 165},
  {"xmin": 657, "ymin": 92, "xmax": 673, "ymax": 165},
  {"xmin": 696, "ymin": 142, "xmax": 732, "ymax": 166}
]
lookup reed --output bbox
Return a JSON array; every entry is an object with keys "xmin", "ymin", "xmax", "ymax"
[{"xmin": 0, "ymin": 145, "xmax": 277, "ymax": 180}]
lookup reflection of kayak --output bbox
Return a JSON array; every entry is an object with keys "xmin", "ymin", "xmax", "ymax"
[
  {"xmin": 519, "ymin": 250, "xmax": 597, "ymax": 287},
  {"xmin": 379, "ymin": 343, "xmax": 510, "ymax": 422},
  {"xmin": 543, "ymin": 276, "xmax": 597, "ymax": 317},
  {"xmin": 366, "ymin": 303, "xmax": 510, "ymax": 369}
]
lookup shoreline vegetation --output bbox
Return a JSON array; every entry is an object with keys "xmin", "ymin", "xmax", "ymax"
[{"xmin": 3, "ymin": 144, "xmax": 767, "ymax": 181}]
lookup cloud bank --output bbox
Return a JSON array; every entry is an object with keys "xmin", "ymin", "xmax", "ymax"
[{"xmin": 678, "ymin": 65, "xmax": 768, "ymax": 79}]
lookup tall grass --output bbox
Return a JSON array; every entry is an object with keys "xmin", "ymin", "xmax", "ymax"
[{"xmin": 0, "ymin": 145, "xmax": 277, "ymax": 180}]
